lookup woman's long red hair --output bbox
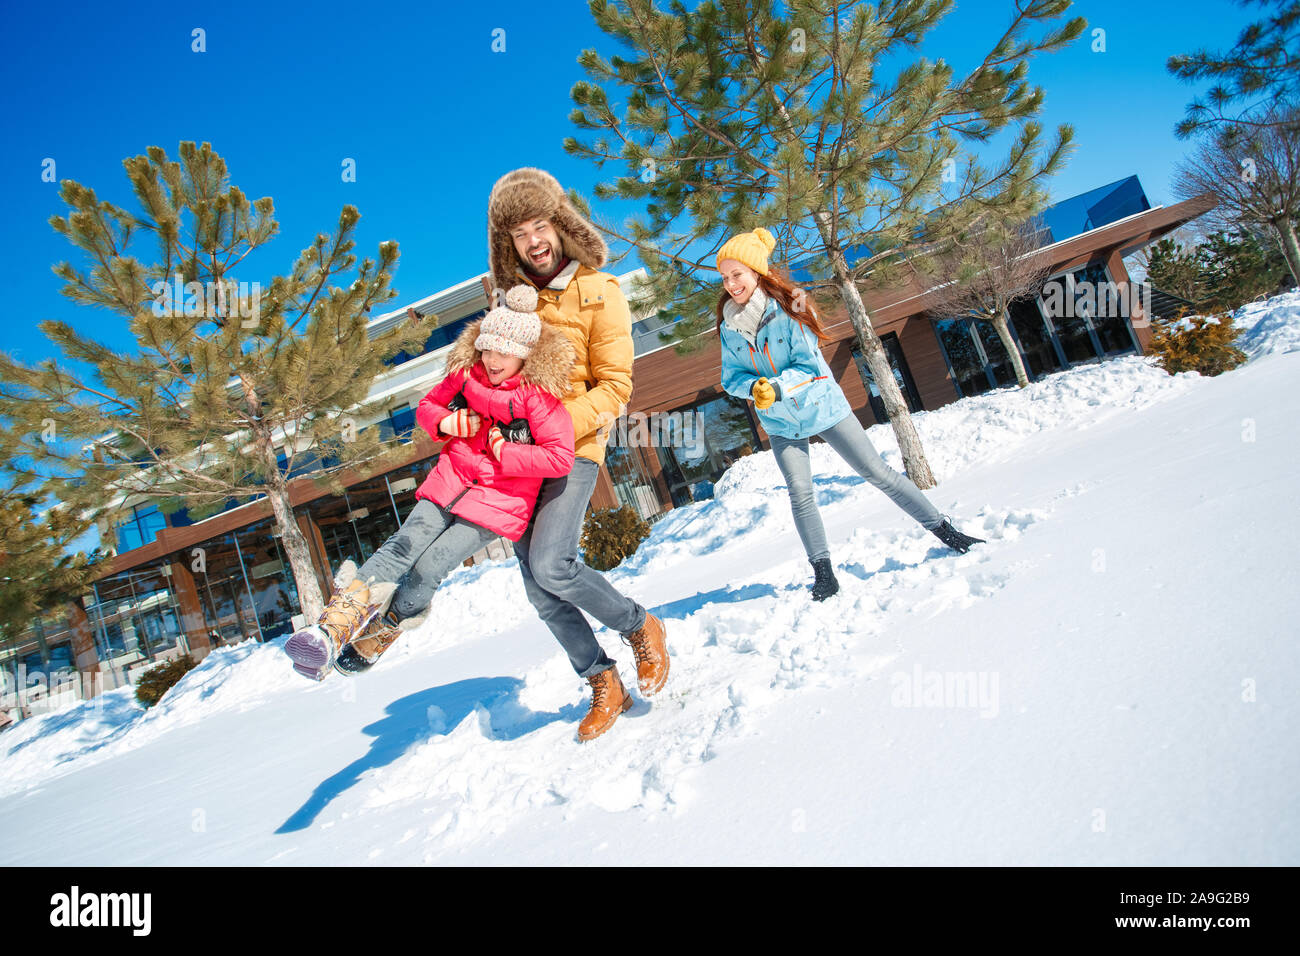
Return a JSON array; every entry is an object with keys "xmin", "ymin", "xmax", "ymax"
[{"xmin": 715, "ymin": 268, "xmax": 832, "ymax": 344}]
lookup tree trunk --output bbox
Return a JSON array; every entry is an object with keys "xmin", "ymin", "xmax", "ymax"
[
  {"xmin": 814, "ymin": 216, "xmax": 936, "ymax": 488},
  {"xmin": 241, "ymin": 375, "xmax": 326, "ymax": 624},
  {"xmin": 267, "ymin": 482, "xmax": 325, "ymax": 623},
  {"xmin": 1275, "ymin": 218, "xmax": 1300, "ymax": 287},
  {"xmin": 990, "ymin": 310, "xmax": 1031, "ymax": 387}
]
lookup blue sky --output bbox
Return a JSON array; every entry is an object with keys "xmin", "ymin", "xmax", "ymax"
[{"xmin": 0, "ymin": 0, "xmax": 1258, "ymax": 366}]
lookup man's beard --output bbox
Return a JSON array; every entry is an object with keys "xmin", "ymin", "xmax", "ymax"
[{"xmin": 522, "ymin": 240, "xmax": 560, "ymax": 275}]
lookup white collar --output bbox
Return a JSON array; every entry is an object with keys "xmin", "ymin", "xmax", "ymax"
[{"xmin": 519, "ymin": 259, "xmax": 581, "ymax": 291}]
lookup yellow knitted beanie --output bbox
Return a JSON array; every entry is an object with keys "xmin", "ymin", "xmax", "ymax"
[{"xmin": 716, "ymin": 227, "xmax": 777, "ymax": 276}]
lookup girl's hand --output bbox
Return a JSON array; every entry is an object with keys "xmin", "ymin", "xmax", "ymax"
[
  {"xmin": 751, "ymin": 377, "xmax": 777, "ymax": 410},
  {"xmin": 439, "ymin": 408, "xmax": 481, "ymax": 437},
  {"xmin": 486, "ymin": 425, "xmax": 506, "ymax": 461}
]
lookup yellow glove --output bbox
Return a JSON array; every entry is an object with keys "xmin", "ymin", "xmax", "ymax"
[{"xmin": 751, "ymin": 377, "xmax": 777, "ymax": 410}]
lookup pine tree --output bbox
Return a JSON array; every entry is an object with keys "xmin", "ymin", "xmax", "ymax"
[
  {"xmin": 0, "ymin": 489, "xmax": 99, "ymax": 648},
  {"xmin": 1147, "ymin": 312, "xmax": 1248, "ymax": 377},
  {"xmin": 910, "ymin": 217, "xmax": 1056, "ymax": 388},
  {"xmin": 1145, "ymin": 236, "xmax": 1207, "ymax": 303},
  {"xmin": 1144, "ymin": 227, "xmax": 1291, "ymax": 312},
  {"xmin": 566, "ymin": 0, "xmax": 1081, "ymax": 487},
  {"xmin": 0, "ymin": 142, "xmax": 433, "ymax": 621},
  {"xmin": 1167, "ymin": 0, "xmax": 1299, "ymax": 140},
  {"xmin": 1199, "ymin": 227, "xmax": 1295, "ymax": 309}
]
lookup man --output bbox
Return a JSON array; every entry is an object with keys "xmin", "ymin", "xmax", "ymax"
[{"xmin": 487, "ymin": 167, "xmax": 668, "ymax": 742}]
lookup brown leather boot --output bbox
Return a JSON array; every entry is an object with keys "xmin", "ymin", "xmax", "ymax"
[
  {"xmin": 622, "ymin": 612, "xmax": 669, "ymax": 696},
  {"xmin": 577, "ymin": 667, "xmax": 633, "ymax": 742},
  {"xmin": 334, "ymin": 612, "xmax": 404, "ymax": 675}
]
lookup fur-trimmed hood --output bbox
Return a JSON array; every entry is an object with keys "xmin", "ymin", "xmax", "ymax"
[
  {"xmin": 446, "ymin": 318, "xmax": 575, "ymax": 399},
  {"xmin": 488, "ymin": 168, "xmax": 608, "ymax": 292}
]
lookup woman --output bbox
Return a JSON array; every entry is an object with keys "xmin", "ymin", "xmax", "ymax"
[{"xmin": 716, "ymin": 228, "xmax": 984, "ymax": 601}]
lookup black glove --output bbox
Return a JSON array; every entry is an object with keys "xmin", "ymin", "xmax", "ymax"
[
  {"xmin": 499, "ymin": 418, "xmax": 534, "ymax": 444},
  {"xmin": 445, "ymin": 389, "xmax": 467, "ymax": 412}
]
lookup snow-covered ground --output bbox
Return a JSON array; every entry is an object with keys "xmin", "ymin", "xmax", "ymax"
[{"xmin": 2, "ymin": 292, "xmax": 1297, "ymax": 865}]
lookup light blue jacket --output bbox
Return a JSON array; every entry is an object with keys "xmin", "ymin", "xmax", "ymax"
[{"xmin": 719, "ymin": 295, "xmax": 852, "ymax": 440}]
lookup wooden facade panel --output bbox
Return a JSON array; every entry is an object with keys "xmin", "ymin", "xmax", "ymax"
[
  {"xmin": 896, "ymin": 316, "xmax": 958, "ymax": 411},
  {"xmin": 629, "ymin": 335, "xmax": 726, "ymax": 413}
]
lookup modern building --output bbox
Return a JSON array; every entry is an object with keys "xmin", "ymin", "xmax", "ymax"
[{"xmin": 0, "ymin": 176, "xmax": 1213, "ymax": 723}]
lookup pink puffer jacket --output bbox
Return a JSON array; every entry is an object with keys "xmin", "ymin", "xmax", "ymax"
[{"xmin": 414, "ymin": 319, "xmax": 576, "ymax": 541}]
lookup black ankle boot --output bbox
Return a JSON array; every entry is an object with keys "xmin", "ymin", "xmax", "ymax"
[
  {"xmin": 810, "ymin": 558, "xmax": 839, "ymax": 601},
  {"xmin": 931, "ymin": 520, "xmax": 986, "ymax": 554}
]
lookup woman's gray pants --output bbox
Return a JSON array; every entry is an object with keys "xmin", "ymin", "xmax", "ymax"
[
  {"xmin": 355, "ymin": 499, "xmax": 498, "ymax": 622},
  {"xmin": 768, "ymin": 413, "xmax": 944, "ymax": 562}
]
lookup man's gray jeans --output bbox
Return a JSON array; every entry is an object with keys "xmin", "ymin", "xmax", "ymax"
[
  {"xmin": 514, "ymin": 457, "xmax": 647, "ymax": 678},
  {"xmin": 768, "ymin": 413, "xmax": 944, "ymax": 563},
  {"xmin": 356, "ymin": 499, "xmax": 498, "ymax": 622}
]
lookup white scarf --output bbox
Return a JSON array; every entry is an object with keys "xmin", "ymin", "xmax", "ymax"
[{"xmin": 722, "ymin": 286, "xmax": 768, "ymax": 344}]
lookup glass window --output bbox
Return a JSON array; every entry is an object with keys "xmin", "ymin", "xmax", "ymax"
[
  {"xmin": 969, "ymin": 321, "xmax": 1017, "ymax": 388},
  {"xmin": 389, "ymin": 405, "xmax": 416, "ymax": 440},
  {"xmin": 852, "ymin": 332, "xmax": 922, "ymax": 421},
  {"xmin": 604, "ymin": 443, "xmax": 667, "ymax": 522},
  {"xmin": 933, "ymin": 319, "xmax": 993, "ymax": 398},
  {"xmin": 114, "ymin": 504, "xmax": 166, "ymax": 553},
  {"xmin": 654, "ymin": 395, "xmax": 759, "ymax": 506},
  {"xmin": 46, "ymin": 643, "xmax": 74, "ymax": 673},
  {"xmin": 1077, "ymin": 261, "xmax": 1138, "ymax": 356},
  {"xmin": 1007, "ymin": 298, "xmax": 1063, "ymax": 379},
  {"xmin": 233, "ymin": 520, "xmax": 305, "ymax": 642},
  {"xmin": 84, "ymin": 567, "xmax": 184, "ymax": 663},
  {"xmin": 1040, "ymin": 275, "xmax": 1101, "ymax": 364},
  {"xmin": 1040, "ymin": 262, "xmax": 1138, "ymax": 364}
]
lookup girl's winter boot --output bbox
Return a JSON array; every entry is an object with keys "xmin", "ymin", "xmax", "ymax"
[
  {"xmin": 810, "ymin": 558, "xmax": 839, "ymax": 601},
  {"xmin": 931, "ymin": 520, "xmax": 986, "ymax": 554},
  {"xmin": 333, "ymin": 607, "xmax": 427, "ymax": 675},
  {"xmin": 285, "ymin": 560, "xmax": 396, "ymax": 681}
]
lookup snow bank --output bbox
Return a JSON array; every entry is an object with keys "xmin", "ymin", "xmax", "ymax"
[{"xmin": 1233, "ymin": 289, "xmax": 1300, "ymax": 359}]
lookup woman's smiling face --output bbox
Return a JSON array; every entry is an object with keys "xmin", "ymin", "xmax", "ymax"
[{"xmin": 719, "ymin": 258, "xmax": 759, "ymax": 306}]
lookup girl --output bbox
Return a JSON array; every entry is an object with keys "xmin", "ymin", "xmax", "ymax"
[
  {"xmin": 716, "ymin": 228, "xmax": 984, "ymax": 601},
  {"xmin": 285, "ymin": 284, "xmax": 576, "ymax": 679}
]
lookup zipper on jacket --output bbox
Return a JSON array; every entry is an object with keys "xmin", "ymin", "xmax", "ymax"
[
  {"xmin": 762, "ymin": 342, "xmax": 778, "ymax": 375},
  {"xmin": 446, "ymin": 478, "xmax": 480, "ymax": 510},
  {"xmin": 789, "ymin": 375, "xmax": 828, "ymax": 391}
]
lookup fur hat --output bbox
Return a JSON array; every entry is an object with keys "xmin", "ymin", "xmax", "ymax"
[
  {"xmin": 475, "ymin": 285, "xmax": 541, "ymax": 359},
  {"xmin": 488, "ymin": 168, "xmax": 607, "ymax": 291},
  {"xmin": 717, "ymin": 227, "xmax": 777, "ymax": 276}
]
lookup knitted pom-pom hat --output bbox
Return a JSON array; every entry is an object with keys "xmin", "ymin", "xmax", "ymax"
[
  {"xmin": 716, "ymin": 227, "xmax": 777, "ymax": 276},
  {"xmin": 475, "ymin": 285, "xmax": 542, "ymax": 359}
]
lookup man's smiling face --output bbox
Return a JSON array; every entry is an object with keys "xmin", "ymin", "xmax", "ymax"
[{"xmin": 512, "ymin": 219, "xmax": 564, "ymax": 275}]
